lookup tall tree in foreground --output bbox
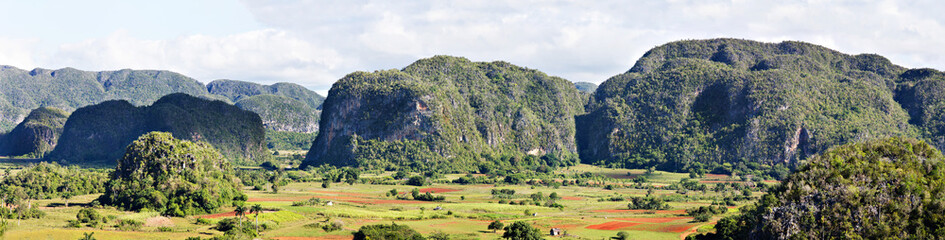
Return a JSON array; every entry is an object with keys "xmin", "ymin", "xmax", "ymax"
[
  {"xmin": 98, "ymin": 132, "xmax": 245, "ymax": 217},
  {"xmin": 693, "ymin": 137, "xmax": 945, "ymax": 239}
]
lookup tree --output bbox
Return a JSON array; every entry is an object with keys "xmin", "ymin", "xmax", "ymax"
[
  {"xmin": 80, "ymin": 232, "xmax": 96, "ymax": 240},
  {"xmin": 250, "ymin": 204, "xmax": 263, "ymax": 233},
  {"xmin": 502, "ymin": 221, "xmax": 543, "ymax": 240},
  {"xmin": 616, "ymin": 231, "xmax": 629, "ymax": 240},
  {"xmin": 98, "ymin": 132, "xmax": 244, "ymax": 217},
  {"xmin": 406, "ymin": 176, "xmax": 426, "ymax": 186},
  {"xmin": 234, "ymin": 204, "xmax": 246, "ymax": 227},
  {"xmin": 353, "ymin": 223, "xmax": 425, "ymax": 240},
  {"xmin": 488, "ymin": 220, "xmax": 505, "ymax": 233}
]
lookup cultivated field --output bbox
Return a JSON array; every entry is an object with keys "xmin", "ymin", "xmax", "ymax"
[{"xmin": 1, "ymin": 162, "xmax": 763, "ymax": 240}]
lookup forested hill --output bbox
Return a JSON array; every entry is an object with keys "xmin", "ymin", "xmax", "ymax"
[
  {"xmin": 208, "ymin": 79, "xmax": 324, "ymax": 133},
  {"xmin": 301, "ymin": 56, "xmax": 586, "ymax": 172},
  {"xmin": 0, "ymin": 67, "xmax": 324, "ymax": 133},
  {"xmin": 46, "ymin": 93, "xmax": 267, "ymax": 165},
  {"xmin": 0, "ymin": 107, "xmax": 69, "ymax": 158},
  {"xmin": 577, "ymin": 38, "xmax": 945, "ymax": 177}
]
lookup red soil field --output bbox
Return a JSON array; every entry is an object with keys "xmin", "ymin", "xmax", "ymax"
[
  {"xmin": 615, "ymin": 217, "xmax": 690, "ymax": 223},
  {"xmin": 585, "ymin": 221, "xmax": 642, "ymax": 230},
  {"xmin": 196, "ymin": 211, "xmax": 237, "ymax": 219},
  {"xmin": 308, "ymin": 191, "xmax": 371, "ymax": 197},
  {"xmin": 561, "ymin": 196, "xmax": 583, "ymax": 201},
  {"xmin": 196, "ymin": 210, "xmax": 275, "ymax": 219},
  {"xmin": 659, "ymin": 224, "xmax": 697, "ymax": 233},
  {"xmin": 592, "ymin": 209, "xmax": 687, "ymax": 214},
  {"xmin": 680, "ymin": 221, "xmax": 717, "ymax": 240},
  {"xmin": 346, "ymin": 199, "xmax": 427, "ymax": 205}
]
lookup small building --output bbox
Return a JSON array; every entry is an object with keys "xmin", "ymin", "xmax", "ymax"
[
  {"xmin": 326, "ymin": 201, "xmax": 334, "ymax": 206},
  {"xmin": 433, "ymin": 206, "xmax": 442, "ymax": 210},
  {"xmin": 550, "ymin": 228, "xmax": 562, "ymax": 236}
]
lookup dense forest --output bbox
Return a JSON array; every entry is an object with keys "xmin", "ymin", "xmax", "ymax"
[
  {"xmin": 0, "ymin": 107, "xmax": 69, "ymax": 158},
  {"xmin": 578, "ymin": 38, "xmax": 945, "ymax": 178},
  {"xmin": 0, "ymin": 67, "xmax": 324, "ymax": 133},
  {"xmin": 694, "ymin": 137, "xmax": 945, "ymax": 239},
  {"xmin": 46, "ymin": 93, "xmax": 268, "ymax": 165},
  {"xmin": 99, "ymin": 132, "xmax": 245, "ymax": 217},
  {"xmin": 302, "ymin": 56, "xmax": 586, "ymax": 172}
]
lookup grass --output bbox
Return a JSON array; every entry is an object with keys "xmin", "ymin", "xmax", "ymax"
[{"xmin": 2, "ymin": 164, "xmax": 759, "ymax": 239}]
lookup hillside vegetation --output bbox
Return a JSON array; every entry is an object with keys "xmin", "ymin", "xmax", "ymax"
[
  {"xmin": 696, "ymin": 137, "xmax": 945, "ymax": 239},
  {"xmin": 209, "ymin": 79, "xmax": 325, "ymax": 133},
  {"xmin": 0, "ymin": 107, "xmax": 69, "ymax": 158},
  {"xmin": 578, "ymin": 38, "xmax": 945, "ymax": 177},
  {"xmin": 46, "ymin": 93, "xmax": 267, "ymax": 165},
  {"xmin": 0, "ymin": 67, "xmax": 323, "ymax": 133},
  {"xmin": 302, "ymin": 56, "xmax": 586, "ymax": 172},
  {"xmin": 99, "ymin": 132, "xmax": 245, "ymax": 217}
]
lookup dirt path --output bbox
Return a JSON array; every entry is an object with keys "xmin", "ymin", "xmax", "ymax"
[{"xmin": 679, "ymin": 221, "xmax": 717, "ymax": 240}]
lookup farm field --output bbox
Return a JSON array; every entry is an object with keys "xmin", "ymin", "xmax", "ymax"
[{"xmin": 2, "ymin": 164, "xmax": 765, "ymax": 240}]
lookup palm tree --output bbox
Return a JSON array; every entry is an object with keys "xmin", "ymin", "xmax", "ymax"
[
  {"xmin": 250, "ymin": 204, "xmax": 263, "ymax": 233},
  {"xmin": 234, "ymin": 205, "xmax": 246, "ymax": 228}
]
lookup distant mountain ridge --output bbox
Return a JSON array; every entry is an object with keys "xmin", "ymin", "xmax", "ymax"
[{"xmin": 0, "ymin": 66, "xmax": 323, "ymax": 133}]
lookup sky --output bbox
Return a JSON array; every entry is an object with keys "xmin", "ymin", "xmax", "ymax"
[{"xmin": 1, "ymin": 0, "xmax": 944, "ymax": 95}]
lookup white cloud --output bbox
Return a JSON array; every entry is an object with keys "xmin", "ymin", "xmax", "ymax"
[
  {"xmin": 48, "ymin": 29, "xmax": 346, "ymax": 90},
  {"xmin": 240, "ymin": 0, "xmax": 945, "ymax": 86},
  {"xmin": 7, "ymin": 0, "xmax": 945, "ymax": 92}
]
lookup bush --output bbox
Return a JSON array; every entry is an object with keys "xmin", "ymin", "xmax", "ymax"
[
  {"xmin": 116, "ymin": 219, "xmax": 143, "ymax": 231},
  {"xmin": 353, "ymin": 223, "xmax": 425, "ymax": 240}
]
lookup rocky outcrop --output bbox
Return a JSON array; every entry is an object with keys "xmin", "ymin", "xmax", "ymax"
[
  {"xmin": 301, "ymin": 56, "xmax": 585, "ymax": 171},
  {"xmin": 577, "ymin": 38, "xmax": 933, "ymax": 175},
  {"xmin": 0, "ymin": 107, "xmax": 69, "ymax": 157}
]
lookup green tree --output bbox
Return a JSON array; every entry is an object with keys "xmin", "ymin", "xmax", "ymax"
[
  {"xmin": 98, "ymin": 132, "xmax": 245, "ymax": 217},
  {"xmin": 353, "ymin": 223, "xmax": 425, "ymax": 240},
  {"xmin": 488, "ymin": 220, "xmax": 505, "ymax": 233},
  {"xmin": 250, "ymin": 204, "xmax": 263, "ymax": 233},
  {"xmin": 502, "ymin": 222, "xmax": 543, "ymax": 240},
  {"xmin": 233, "ymin": 204, "xmax": 246, "ymax": 228}
]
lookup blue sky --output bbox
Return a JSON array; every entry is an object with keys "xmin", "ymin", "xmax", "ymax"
[{"xmin": 1, "ymin": 0, "xmax": 944, "ymax": 95}]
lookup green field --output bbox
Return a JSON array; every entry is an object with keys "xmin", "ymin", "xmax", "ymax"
[{"xmin": 1, "ymin": 163, "xmax": 763, "ymax": 240}]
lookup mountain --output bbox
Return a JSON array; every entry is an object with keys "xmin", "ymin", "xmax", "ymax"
[
  {"xmin": 0, "ymin": 67, "xmax": 324, "ymax": 133},
  {"xmin": 208, "ymin": 79, "xmax": 324, "ymax": 133},
  {"xmin": 698, "ymin": 138, "xmax": 945, "ymax": 239},
  {"xmin": 0, "ymin": 66, "xmax": 211, "ymax": 131},
  {"xmin": 0, "ymin": 107, "xmax": 69, "ymax": 158},
  {"xmin": 576, "ymin": 38, "xmax": 945, "ymax": 177},
  {"xmin": 301, "ymin": 56, "xmax": 586, "ymax": 172},
  {"xmin": 574, "ymin": 82, "xmax": 598, "ymax": 94},
  {"xmin": 46, "ymin": 93, "xmax": 267, "ymax": 165}
]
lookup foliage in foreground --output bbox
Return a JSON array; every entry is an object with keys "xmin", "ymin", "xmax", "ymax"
[
  {"xmin": 694, "ymin": 137, "xmax": 945, "ymax": 239},
  {"xmin": 99, "ymin": 132, "xmax": 246, "ymax": 217},
  {"xmin": 353, "ymin": 223, "xmax": 426, "ymax": 240}
]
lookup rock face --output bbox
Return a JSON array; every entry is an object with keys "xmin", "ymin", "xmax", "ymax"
[
  {"xmin": 208, "ymin": 79, "xmax": 324, "ymax": 133},
  {"xmin": 576, "ymin": 38, "xmax": 945, "ymax": 176},
  {"xmin": 47, "ymin": 93, "xmax": 267, "ymax": 165},
  {"xmin": 301, "ymin": 56, "xmax": 586, "ymax": 171},
  {"xmin": 0, "ymin": 107, "xmax": 69, "ymax": 157}
]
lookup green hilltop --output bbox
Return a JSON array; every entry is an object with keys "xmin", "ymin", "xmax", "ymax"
[
  {"xmin": 578, "ymin": 38, "xmax": 945, "ymax": 177},
  {"xmin": 46, "ymin": 93, "xmax": 267, "ymax": 165},
  {"xmin": 0, "ymin": 107, "xmax": 69, "ymax": 158},
  {"xmin": 0, "ymin": 67, "xmax": 323, "ymax": 133},
  {"xmin": 301, "ymin": 56, "xmax": 586, "ymax": 172}
]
